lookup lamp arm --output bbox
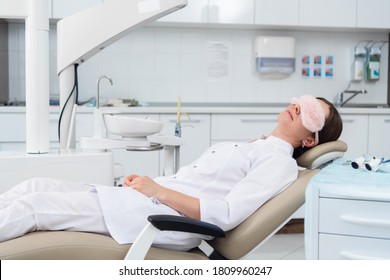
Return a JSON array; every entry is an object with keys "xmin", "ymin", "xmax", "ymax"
[{"xmin": 57, "ymin": 0, "xmax": 187, "ymax": 148}]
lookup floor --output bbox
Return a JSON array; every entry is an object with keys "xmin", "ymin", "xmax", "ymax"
[{"xmin": 242, "ymin": 233, "xmax": 305, "ymax": 260}]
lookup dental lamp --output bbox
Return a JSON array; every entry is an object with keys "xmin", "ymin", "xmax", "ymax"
[{"xmin": 57, "ymin": 0, "xmax": 187, "ymax": 149}]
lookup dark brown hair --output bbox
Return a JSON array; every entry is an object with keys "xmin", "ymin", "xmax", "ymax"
[{"xmin": 293, "ymin": 97, "xmax": 343, "ymax": 159}]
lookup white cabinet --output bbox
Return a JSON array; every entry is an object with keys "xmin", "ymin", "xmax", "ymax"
[
  {"xmin": 368, "ymin": 115, "xmax": 390, "ymax": 158},
  {"xmin": 306, "ymin": 172, "xmax": 390, "ymax": 260},
  {"xmin": 48, "ymin": 111, "xmax": 94, "ymax": 149},
  {"xmin": 160, "ymin": 0, "xmax": 255, "ymax": 25},
  {"xmin": 255, "ymin": 0, "xmax": 299, "ymax": 26},
  {"xmin": 208, "ymin": 0, "xmax": 254, "ymax": 24},
  {"xmin": 0, "ymin": 112, "xmax": 26, "ymax": 144},
  {"xmin": 159, "ymin": 114, "xmax": 211, "ymax": 170},
  {"xmin": 52, "ymin": 0, "xmax": 102, "ymax": 19},
  {"xmin": 357, "ymin": 0, "xmax": 390, "ymax": 29},
  {"xmin": 0, "ymin": 111, "xmax": 97, "ymax": 151},
  {"xmin": 211, "ymin": 114, "xmax": 278, "ymax": 143},
  {"xmin": 339, "ymin": 114, "xmax": 369, "ymax": 158},
  {"xmin": 299, "ymin": 0, "xmax": 356, "ymax": 28},
  {"xmin": 49, "ymin": 0, "xmax": 390, "ymax": 30},
  {"xmin": 158, "ymin": 0, "xmax": 208, "ymax": 23},
  {"xmin": 319, "ymin": 197, "xmax": 390, "ymax": 259},
  {"xmin": 0, "ymin": 112, "xmax": 26, "ymax": 151}
]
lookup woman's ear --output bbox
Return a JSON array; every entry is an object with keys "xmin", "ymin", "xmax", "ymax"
[{"xmin": 302, "ymin": 137, "xmax": 316, "ymax": 148}]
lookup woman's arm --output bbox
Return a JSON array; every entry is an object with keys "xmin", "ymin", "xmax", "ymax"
[{"xmin": 124, "ymin": 175, "xmax": 200, "ymax": 220}]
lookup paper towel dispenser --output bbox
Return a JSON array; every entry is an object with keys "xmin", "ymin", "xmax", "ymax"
[{"xmin": 254, "ymin": 36, "xmax": 296, "ymax": 77}]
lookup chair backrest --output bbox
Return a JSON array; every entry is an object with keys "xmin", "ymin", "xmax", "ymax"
[{"xmin": 207, "ymin": 140, "xmax": 348, "ymax": 260}]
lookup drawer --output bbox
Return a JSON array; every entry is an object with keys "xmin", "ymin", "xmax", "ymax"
[
  {"xmin": 319, "ymin": 198, "xmax": 390, "ymax": 239},
  {"xmin": 0, "ymin": 113, "xmax": 26, "ymax": 142},
  {"xmin": 211, "ymin": 114, "xmax": 278, "ymax": 141},
  {"xmin": 319, "ymin": 233, "xmax": 390, "ymax": 260}
]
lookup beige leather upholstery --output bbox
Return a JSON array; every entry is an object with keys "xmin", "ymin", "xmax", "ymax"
[
  {"xmin": 0, "ymin": 140, "xmax": 347, "ymax": 260},
  {"xmin": 0, "ymin": 231, "xmax": 207, "ymax": 260}
]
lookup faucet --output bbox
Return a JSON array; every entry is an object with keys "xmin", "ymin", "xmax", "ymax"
[
  {"xmin": 336, "ymin": 89, "xmax": 367, "ymax": 107},
  {"xmin": 96, "ymin": 75, "xmax": 113, "ymax": 109}
]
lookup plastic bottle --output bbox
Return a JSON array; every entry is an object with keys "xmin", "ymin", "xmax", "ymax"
[
  {"xmin": 351, "ymin": 46, "xmax": 366, "ymax": 81},
  {"xmin": 365, "ymin": 47, "xmax": 381, "ymax": 81}
]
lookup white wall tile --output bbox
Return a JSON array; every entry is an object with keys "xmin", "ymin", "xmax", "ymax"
[
  {"xmin": 7, "ymin": 23, "xmax": 389, "ymax": 105},
  {"xmin": 180, "ymin": 81, "xmax": 206, "ymax": 102},
  {"xmin": 155, "ymin": 54, "xmax": 181, "ymax": 80},
  {"xmin": 181, "ymin": 29, "xmax": 206, "ymax": 54},
  {"xmin": 154, "ymin": 28, "xmax": 181, "ymax": 54},
  {"xmin": 231, "ymin": 54, "xmax": 256, "ymax": 81},
  {"xmin": 181, "ymin": 54, "xmax": 204, "ymax": 81},
  {"xmin": 153, "ymin": 80, "xmax": 180, "ymax": 102},
  {"xmin": 231, "ymin": 80, "xmax": 256, "ymax": 102},
  {"xmin": 205, "ymin": 80, "xmax": 231, "ymax": 102},
  {"xmin": 128, "ymin": 53, "xmax": 155, "ymax": 80}
]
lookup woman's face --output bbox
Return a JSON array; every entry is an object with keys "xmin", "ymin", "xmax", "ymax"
[{"xmin": 278, "ymin": 99, "xmax": 330, "ymax": 144}]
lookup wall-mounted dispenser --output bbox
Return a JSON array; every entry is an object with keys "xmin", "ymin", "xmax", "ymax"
[
  {"xmin": 254, "ymin": 36, "xmax": 296, "ymax": 78},
  {"xmin": 351, "ymin": 46, "xmax": 366, "ymax": 81},
  {"xmin": 365, "ymin": 46, "xmax": 381, "ymax": 81}
]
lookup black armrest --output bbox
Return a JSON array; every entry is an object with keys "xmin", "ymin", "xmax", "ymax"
[{"xmin": 147, "ymin": 215, "xmax": 225, "ymax": 238}]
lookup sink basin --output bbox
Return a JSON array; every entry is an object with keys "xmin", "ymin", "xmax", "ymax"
[
  {"xmin": 342, "ymin": 103, "xmax": 389, "ymax": 109},
  {"xmin": 104, "ymin": 114, "xmax": 163, "ymax": 137}
]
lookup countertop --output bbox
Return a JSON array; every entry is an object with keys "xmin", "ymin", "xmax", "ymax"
[{"xmin": 1, "ymin": 103, "xmax": 390, "ymax": 115}]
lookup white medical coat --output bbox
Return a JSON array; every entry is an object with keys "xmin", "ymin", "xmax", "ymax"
[{"xmin": 95, "ymin": 136, "xmax": 298, "ymax": 251}]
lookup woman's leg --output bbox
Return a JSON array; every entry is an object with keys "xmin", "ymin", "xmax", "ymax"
[
  {"xmin": 0, "ymin": 177, "xmax": 93, "ymax": 209},
  {"xmin": 0, "ymin": 188, "xmax": 110, "ymax": 242}
]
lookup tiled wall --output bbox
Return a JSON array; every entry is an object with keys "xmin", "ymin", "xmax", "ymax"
[
  {"xmin": 7, "ymin": 23, "xmax": 389, "ymax": 105},
  {"xmin": 0, "ymin": 20, "xmax": 8, "ymax": 104}
]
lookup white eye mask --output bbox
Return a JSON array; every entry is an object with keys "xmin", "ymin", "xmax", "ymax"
[{"xmin": 290, "ymin": 95, "xmax": 326, "ymax": 144}]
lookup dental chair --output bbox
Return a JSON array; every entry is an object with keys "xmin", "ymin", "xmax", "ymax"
[{"xmin": 0, "ymin": 140, "xmax": 347, "ymax": 260}]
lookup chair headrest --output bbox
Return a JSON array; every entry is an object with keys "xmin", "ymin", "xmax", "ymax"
[{"xmin": 296, "ymin": 140, "xmax": 348, "ymax": 169}]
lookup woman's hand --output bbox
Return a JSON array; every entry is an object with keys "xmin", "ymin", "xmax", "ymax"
[
  {"xmin": 123, "ymin": 174, "xmax": 162, "ymax": 198},
  {"xmin": 123, "ymin": 174, "xmax": 201, "ymax": 220}
]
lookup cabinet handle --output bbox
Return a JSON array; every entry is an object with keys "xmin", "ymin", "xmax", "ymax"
[
  {"xmin": 241, "ymin": 119, "xmax": 277, "ymax": 123},
  {"xmin": 340, "ymin": 214, "xmax": 390, "ymax": 227},
  {"xmin": 168, "ymin": 119, "xmax": 201, "ymax": 123},
  {"xmin": 340, "ymin": 251, "xmax": 385, "ymax": 260},
  {"xmin": 342, "ymin": 119, "xmax": 355, "ymax": 123},
  {"xmin": 384, "ymin": 119, "xmax": 390, "ymax": 123}
]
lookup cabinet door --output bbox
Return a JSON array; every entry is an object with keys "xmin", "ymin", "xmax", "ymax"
[
  {"xmin": 211, "ymin": 114, "xmax": 278, "ymax": 142},
  {"xmin": 357, "ymin": 0, "xmax": 390, "ymax": 28},
  {"xmin": 300, "ymin": 0, "xmax": 356, "ymax": 28},
  {"xmin": 48, "ymin": 111, "xmax": 94, "ymax": 149},
  {"xmin": 157, "ymin": 0, "xmax": 208, "ymax": 23},
  {"xmin": 255, "ymin": 0, "xmax": 299, "ymax": 26},
  {"xmin": 339, "ymin": 114, "xmax": 369, "ymax": 158},
  {"xmin": 0, "ymin": 113, "xmax": 26, "ymax": 143},
  {"xmin": 368, "ymin": 115, "xmax": 390, "ymax": 158},
  {"xmin": 209, "ymin": 0, "xmax": 255, "ymax": 24},
  {"xmin": 159, "ymin": 114, "xmax": 211, "ymax": 170},
  {"xmin": 52, "ymin": 0, "xmax": 102, "ymax": 19}
]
